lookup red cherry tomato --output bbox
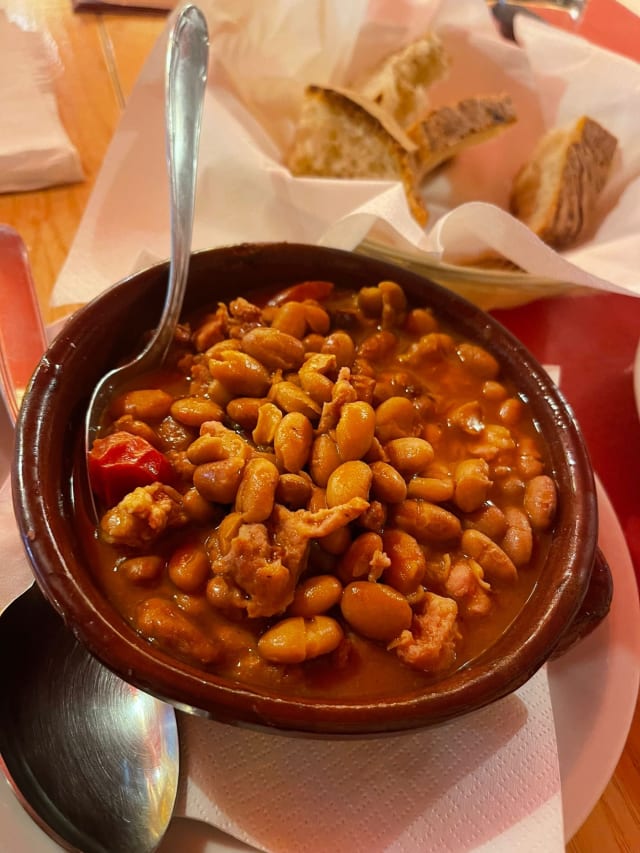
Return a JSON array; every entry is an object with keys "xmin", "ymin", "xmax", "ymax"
[{"xmin": 88, "ymin": 431, "xmax": 174, "ymax": 507}]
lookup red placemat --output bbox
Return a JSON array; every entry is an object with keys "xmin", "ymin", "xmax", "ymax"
[{"xmin": 494, "ymin": 292, "xmax": 640, "ymax": 581}]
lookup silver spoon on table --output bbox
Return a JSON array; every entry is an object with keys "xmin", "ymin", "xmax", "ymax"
[{"xmin": 0, "ymin": 5, "xmax": 208, "ymax": 851}]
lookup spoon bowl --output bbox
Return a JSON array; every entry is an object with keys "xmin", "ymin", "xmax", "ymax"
[{"xmin": 0, "ymin": 584, "xmax": 179, "ymax": 853}]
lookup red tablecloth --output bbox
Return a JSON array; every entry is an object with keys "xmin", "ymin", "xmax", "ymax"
[
  {"xmin": 539, "ymin": 0, "xmax": 640, "ymax": 62},
  {"xmin": 494, "ymin": 293, "xmax": 640, "ymax": 580}
]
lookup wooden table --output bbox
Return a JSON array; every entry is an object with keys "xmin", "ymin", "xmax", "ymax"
[{"xmin": 1, "ymin": 1, "xmax": 639, "ymax": 850}]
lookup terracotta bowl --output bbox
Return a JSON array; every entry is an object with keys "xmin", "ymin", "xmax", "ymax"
[{"xmin": 13, "ymin": 243, "xmax": 603, "ymax": 735}]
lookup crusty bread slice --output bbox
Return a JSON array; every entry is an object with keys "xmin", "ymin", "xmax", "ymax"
[
  {"xmin": 356, "ymin": 33, "xmax": 449, "ymax": 128},
  {"xmin": 286, "ymin": 84, "xmax": 429, "ymax": 225},
  {"xmin": 509, "ymin": 115, "xmax": 618, "ymax": 249},
  {"xmin": 407, "ymin": 94, "xmax": 517, "ymax": 180}
]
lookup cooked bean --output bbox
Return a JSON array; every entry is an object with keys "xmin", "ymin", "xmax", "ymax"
[
  {"xmin": 406, "ymin": 475, "xmax": 454, "ymax": 503},
  {"xmin": 226, "ymin": 396, "xmax": 268, "ymax": 430},
  {"xmin": 182, "ymin": 486, "xmax": 218, "ymax": 523},
  {"xmin": 517, "ymin": 437, "xmax": 545, "ymax": 479},
  {"xmin": 454, "ymin": 458, "xmax": 492, "ymax": 513},
  {"xmin": 461, "ymin": 529, "xmax": 518, "ymax": 583},
  {"xmin": 385, "ymin": 437, "xmax": 434, "ymax": 475},
  {"xmin": 404, "ymin": 307, "xmax": 438, "ymax": 336},
  {"xmin": 157, "ymin": 416, "xmax": 196, "ymax": 452},
  {"xmin": 337, "ymin": 531, "xmax": 387, "ymax": 583},
  {"xmin": 502, "ymin": 507, "xmax": 533, "ymax": 567},
  {"xmin": 252, "ymin": 401, "xmax": 283, "ymax": 445},
  {"xmin": 269, "ymin": 381, "xmax": 321, "ymax": 419},
  {"xmin": 193, "ymin": 457, "xmax": 245, "ymax": 504},
  {"xmin": 120, "ymin": 555, "xmax": 164, "ymax": 583},
  {"xmin": 207, "ymin": 350, "xmax": 270, "ymax": 397},
  {"xmin": 168, "ymin": 542, "xmax": 210, "ymax": 593},
  {"xmin": 382, "ymin": 529, "xmax": 426, "ymax": 594},
  {"xmin": 302, "ymin": 333, "xmax": 325, "ymax": 352},
  {"xmin": 498, "ymin": 397, "xmax": 523, "ymax": 427},
  {"xmin": 391, "ymin": 499, "xmax": 462, "ymax": 544},
  {"xmin": 335, "ymin": 401, "xmax": 376, "ymax": 461},
  {"xmin": 370, "ymin": 461, "xmax": 407, "ymax": 503},
  {"xmin": 205, "ymin": 379, "xmax": 234, "ymax": 407},
  {"xmin": 186, "ymin": 434, "xmax": 228, "ymax": 465},
  {"xmin": 375, "ymin": 396, "xmax": 420, "ymax": 443},
  {"xmin": 303, "ymin": 302, "xmax": 331, "ymax": 334},
  {"xmin": 274, "ymin": 411, "xmax": 313, "ymax": 473},
  {"xmin": 464, "ymin": 503, "xmax": 507, "ymax": 540},
  {"xmin": 456, "ymin": 342, "xmax": 500, "ymax": 379},
  {"xmin": 241, "ymin": 326, "xmax": 305, "ymax": 371},
  {"xmin": 310, "ymin": 434, "xmax": 341, "ymax": 487},
  {"xmin": 275, "ymin": 472, "xmax": 313, "ymax": 508},
  {"xmin": 318, "ymin": 525, "xmax": 352, "ymax": 556},
  {"xmin": 110, "ymin": 389, "xmax": 173, "ymax": 421},
  {"xmin": 357, "ymin": 286, "xmax": 383, "ymax": 317},
  {"xmin": 524, "ymin": 475, "xmax": 557, "ymax": 530},
  {"xmin": 299, "ymin": 353, "xmax": 336, "ymax": 404},
  {"xmin": 322, "ymin": 331, "xmax": 355, "ymax": 368},
  {"xmin": 326, "ymin": 460, "xmax": 372, "ymax": 507},
  {"xmin": 258, "ymin": 615, "xmax": 343, "ymax": 663},
  {"xmin": 482, "ymin": 380, "xmax": 508, "ymax": 402},
  {"xmin": 289, "ymin": 575, "xmax": 343, "ymax": 617},
  {"xmin": 171, "ymin": 397, "xmax": 225, "ymax": 428},
  {"xmin": 270, "ymin": 300, "xmax": 307, "ymax": 338},
  {"xmin": 341, "ymin": 581, "xmax": 412, "ymax": 642},
  {"xmin": 212, "ymin": 511, "xmax": 244, "ymax": 557},
  {"xmin": 235, "ymin": 458, "xmax": 279, "ymax": 522}
]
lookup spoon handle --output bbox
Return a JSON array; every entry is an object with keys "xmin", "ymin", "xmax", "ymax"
[{"xmin": 152, "ymin": 4, "xmax": 210, "ymax": 368}]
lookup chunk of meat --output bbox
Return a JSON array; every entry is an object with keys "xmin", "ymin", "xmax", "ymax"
[
  {"xmin": 209, "ymin": 497, "xmax": 369, "ymax": 617},
  {"xmin": 390, "ymin": 592, "xmax": 459, "ymax": 673},
  {"xmin": 316, "ymin": 367, "xmax": 358, "ymax": 433},
  {"xmin": 99, "ymin": 483, "xmax": 187, "ymax": 547},
  {"xmin": 443, "ymin": 558, "xmax": 492, "ymax": 617},
  {"xmin": 135, "ymin": 597, "xmax": 221, "ymax": 664}
]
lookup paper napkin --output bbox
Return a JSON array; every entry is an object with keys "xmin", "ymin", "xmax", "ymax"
[
  {"xmin": 0, "ymin": 11, "xmax": 83, "ymax": 194},
  {"xmin": 174, "ymin": 675, "xmax": 564, "ymax": 853}
]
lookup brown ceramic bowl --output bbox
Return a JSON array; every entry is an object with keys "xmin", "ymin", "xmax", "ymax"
[{"xmin": 13, "ymin": 243, "xmax": 602, "ymax": 735}]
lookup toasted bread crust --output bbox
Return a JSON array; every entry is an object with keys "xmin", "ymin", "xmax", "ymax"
[
  {"xmin": 510, "ymin": 116, "xmax": 618, "ymax": 248},
  {"xmin": 357, "ymin": 33, "xmax": 449, "ymax": 127},
  {"xmin": 287, "ymin": 85, "xmax": 428, "ymax": 225},
  {"xmin": 408, "ymin": 94, "xmax": 517, "ymax": 179}
]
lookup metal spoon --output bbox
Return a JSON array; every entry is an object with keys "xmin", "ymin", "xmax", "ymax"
[
  {"xmin": 0, "ymin": 5, "xmax": 209, "ymax": 850},
  {"xmin": 85, "ymin": 1, "xmax": 209, "ymax": 459}
]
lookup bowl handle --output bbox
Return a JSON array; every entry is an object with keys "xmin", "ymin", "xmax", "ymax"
[{"xmin": 550, "ymin": 547, "xmax": 614, "ymax": 659}]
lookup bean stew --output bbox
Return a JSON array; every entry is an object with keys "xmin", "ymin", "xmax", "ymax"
[{"xmin": 86, "ymin": 278, "xmax": 557, "ymax": 700}]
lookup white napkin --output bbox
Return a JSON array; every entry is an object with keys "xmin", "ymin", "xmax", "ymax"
[
  {"xmin": 0, "ymin": 11, "xmax": 83, "ymax": 194},
  {"xmin": 50, "ymin": 0, "xmax": 640, "ymax": 310},
  {"xmin": 175, "ymin": 674, "xmax": 563, "ymax": 853}
]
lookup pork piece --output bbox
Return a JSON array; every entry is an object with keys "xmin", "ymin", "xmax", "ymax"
[
  {"xmin": 100, "ymin": 483, "xmax": 187, "ymax": 548},
  {"xmin": 390, "ymin": 591, "xmax": 460, "ymax": 673},
  {"xmin": 316, "ymin": 367, "xmax": 358, "ymax": 433},
  {"xmin": 443, "ymin": 558, "xmax": 492, "ymax": 617},
  {"xmin": 135, "ymin": 597, "xmax": 220, "ymax": 664},
  {"xmin": 210, "ymin": 497, "xmax": 369, "ymax": 617}
]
